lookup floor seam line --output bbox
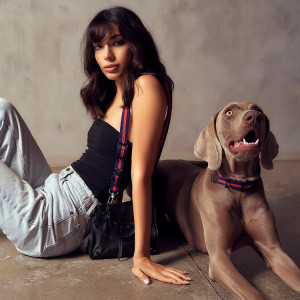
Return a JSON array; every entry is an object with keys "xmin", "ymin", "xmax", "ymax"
[{"xmin": 179, "ymin": 241, "xmax": 224, "ymax": 300}]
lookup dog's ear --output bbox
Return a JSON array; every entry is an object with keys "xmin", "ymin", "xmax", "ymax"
[
  {"xmin": 260, "ymin": 116, "xmax": 279, "ymax": 170},
  {"xmin": 194, "ymin": 113, "xmax": 222, "ymax": 170}
]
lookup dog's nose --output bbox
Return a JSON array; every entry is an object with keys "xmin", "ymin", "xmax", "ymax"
[{"xmin": 243, "ymin": 111, "xmax": 261, "ymax": 126}]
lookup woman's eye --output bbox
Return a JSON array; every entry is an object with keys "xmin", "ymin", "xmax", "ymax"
[
  {"xmin": 226, "ymin": 110, "xmax": 233, "ymax": 116},
  {"xmin": 94, "ymin": 44, "xmax": 103, "ymax": 50},
  {"xmin": 113, "ymin": 40, "xmax": 124, "ymax": 46}
]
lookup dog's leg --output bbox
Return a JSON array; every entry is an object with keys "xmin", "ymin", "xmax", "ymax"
[
  {"xmin": 203, "ymin": 214, "xmax": 264, "ymax": 299},
  {"xmin": 245, "ymin": 204, "xmax": 300, "ymax": 293},
  {"xmin": 233, "ymin": 234, "xmax": 269, "ymax": 266}
]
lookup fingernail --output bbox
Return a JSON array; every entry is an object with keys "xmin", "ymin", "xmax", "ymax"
[
  {"xmin": 183, "ymin": 280, "xmax": 190, "ymax": 284},
  {"xmin": 186, "ymin": 277, "xmax": 192, "ymax": 280},
  {"xmin": 144, "ymin": 279, "xmax": 149, "ymax": 285}
]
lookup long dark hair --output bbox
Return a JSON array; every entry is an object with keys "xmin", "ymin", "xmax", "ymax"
[{"xmin": 81, "ymin": 6, "xmax": 173, "ymax": 119}]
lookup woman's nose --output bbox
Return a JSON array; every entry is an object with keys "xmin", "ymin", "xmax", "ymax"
[{"xmin": 104, "ymin": 46, "xmax": 114, "ymax": 61}]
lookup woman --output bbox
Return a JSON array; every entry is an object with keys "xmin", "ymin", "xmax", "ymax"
[{"xmin": 0, "ymin": 7, "xmax": 191, "ymax": 285}]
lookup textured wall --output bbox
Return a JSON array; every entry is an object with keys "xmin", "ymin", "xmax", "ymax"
[{"xmin": 0, "ymin": 0, "xmax": 299, "ymax": 165}]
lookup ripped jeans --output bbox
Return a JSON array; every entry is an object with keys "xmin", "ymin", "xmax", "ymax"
[{"xmin": 0, "ymin": 98, "xmax": 98, "ymax": 257}]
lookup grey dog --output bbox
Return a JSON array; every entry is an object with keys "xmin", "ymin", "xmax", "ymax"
[{"xmin": 153, "ymin": 102, "xmax": 300, "ymax": 299}]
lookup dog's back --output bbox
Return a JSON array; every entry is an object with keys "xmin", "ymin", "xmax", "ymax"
[{"xmin": 153, "ymin": 159, "xmax": 206, "ymax": 205}]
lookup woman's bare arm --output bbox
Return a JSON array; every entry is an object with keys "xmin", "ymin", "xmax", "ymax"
[{"xmin": 130, "ymin": 75, "xmax": 191, "ymax": 285}]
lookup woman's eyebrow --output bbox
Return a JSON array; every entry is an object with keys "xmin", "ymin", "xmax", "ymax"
[
  {"xmin": 110, "ymin": 33, "xmax": 122, "ymax": 40},
  {"xmin": 92, "ymin": 33, "xmax": 122, "ymax": 45}
]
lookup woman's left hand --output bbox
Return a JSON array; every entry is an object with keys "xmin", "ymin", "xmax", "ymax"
[{"xmin": 132, "ymin": 256, "xmax": 191, "ymax": 285}]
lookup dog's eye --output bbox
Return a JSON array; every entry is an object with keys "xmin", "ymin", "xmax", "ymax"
[{"xmin": 225, "ymin": 110, "xmax": 233, "ymax": 116}]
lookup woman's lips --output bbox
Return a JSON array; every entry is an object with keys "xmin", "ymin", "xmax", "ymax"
[{"xmin": 104, "ymin": 64, "xmax": 119, "ymax": 73}]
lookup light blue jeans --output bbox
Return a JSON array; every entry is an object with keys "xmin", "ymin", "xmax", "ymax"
[{"xmin": 0, "ymin": 98, "xmax": 98, "ymax": 257}]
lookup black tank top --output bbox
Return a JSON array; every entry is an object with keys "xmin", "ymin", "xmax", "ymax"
[{"xmin": 72, "ymin": 119, "xmax": 132, "ymax": 202}]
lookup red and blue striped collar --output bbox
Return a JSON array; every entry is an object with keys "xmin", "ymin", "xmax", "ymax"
[{"xmin": 211, "ymin": 171, "xmax": 257, "ymax": 192}]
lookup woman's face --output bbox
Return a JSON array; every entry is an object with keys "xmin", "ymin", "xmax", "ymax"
[{"xmin": 93, "ymin": 23, "xmax": 132, "ymax": 85}]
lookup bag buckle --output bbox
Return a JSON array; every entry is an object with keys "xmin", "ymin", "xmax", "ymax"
[{"xmin": 107, "ymin": 192, "xmax": 118, "ymax": 205}]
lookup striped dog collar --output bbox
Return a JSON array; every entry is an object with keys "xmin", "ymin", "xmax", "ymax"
[{"xmin": 211, "ymin": 171, "xmax": 257, "ymax": 192}]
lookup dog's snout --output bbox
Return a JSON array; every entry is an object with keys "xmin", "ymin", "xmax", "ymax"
[{"xmin": 243, "ymin": 111, "xmax": 261, "ymax": 126}]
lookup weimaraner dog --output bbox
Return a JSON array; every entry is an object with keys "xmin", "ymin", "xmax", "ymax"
[{"xmin": 153, "ymin": 102, "xmax": 300, "ymax": 299}]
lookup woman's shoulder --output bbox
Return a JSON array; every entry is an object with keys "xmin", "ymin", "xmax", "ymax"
[
  {"xmin": 134, "ymin": 75, "xmax": 165, "ymax": 100},
  {"xmin": 135, "ymin": 74, "xmax": 161, "ymax": 87}
]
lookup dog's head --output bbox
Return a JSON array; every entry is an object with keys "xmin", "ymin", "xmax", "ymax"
[{"xmin": 194, "ymin": 102, "xmax": 278, "ymax": 170}]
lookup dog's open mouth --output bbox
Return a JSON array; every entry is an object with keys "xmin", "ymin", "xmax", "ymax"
[{"xmin": 229, "ymin": 131, "xmax": 260, "ymax": 153}]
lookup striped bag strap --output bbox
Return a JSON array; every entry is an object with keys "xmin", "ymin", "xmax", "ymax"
[
  {"xmin": 108, "ymin": 82, "xmax": 172, "ymax": 203},
  {"xmin": 108, "ymin": 106, "xmax": 130, "ymax": 203}
]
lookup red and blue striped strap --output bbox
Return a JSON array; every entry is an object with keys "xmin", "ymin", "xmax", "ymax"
[
  {"xmin": 109, "ymin": 106, "xmax": 130, "ymax": 199},
  {"xmin": 108, "ymin": 82, "xmax": 172, "ymax": 203},
  {"xmin": 212, "ymin": 171, "xmax": 257, "ymax": 192}
]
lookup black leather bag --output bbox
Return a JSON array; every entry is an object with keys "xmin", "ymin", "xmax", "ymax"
[{"xmin": 86, "ymin": 201, "xmax": 158, "ymax": 260}]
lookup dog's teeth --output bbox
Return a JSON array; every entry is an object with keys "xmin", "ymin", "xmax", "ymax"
[
  {"xmin": 255, "ymin": 139, "xmax": 259, "ymax": 144},
  {"xmin": 243, "ymin": 139, "xmax": 248, "ymax": 145}
]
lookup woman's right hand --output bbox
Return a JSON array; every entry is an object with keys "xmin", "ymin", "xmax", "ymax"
[{"xmin": 132, "ymin": 256, "xmax": 191, "ymax": 285}]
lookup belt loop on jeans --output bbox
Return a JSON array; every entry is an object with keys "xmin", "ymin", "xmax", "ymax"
[{"xmin": 85, "ymin": 200, "xmax": 98, "ymax": 216}]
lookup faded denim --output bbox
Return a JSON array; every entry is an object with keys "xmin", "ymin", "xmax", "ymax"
[{"xmin": 0, "ymin": 98, "xmax": 98, "ymax": 257}]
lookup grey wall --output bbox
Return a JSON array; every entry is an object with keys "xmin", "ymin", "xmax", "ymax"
[{"xmin": 1, "ymin": 0, "xmax": 299, "ymax": 166}]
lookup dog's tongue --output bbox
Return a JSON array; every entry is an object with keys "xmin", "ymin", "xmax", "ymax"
[
  {"xmin": 233, "ymin": 141, "xmax": 244, "ymax": 148},
  {"xmin": 229, "ymin": 141, "xmax": 245, "ymax": 153},
  {"xmin": 230, "ymin": 139, "xmax": 260, "ymax": 152}
]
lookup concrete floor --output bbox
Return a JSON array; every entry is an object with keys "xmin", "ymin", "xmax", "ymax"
[{"xmin": 1, "ymin": 160, "xmax": 300, "ymax": 300}]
